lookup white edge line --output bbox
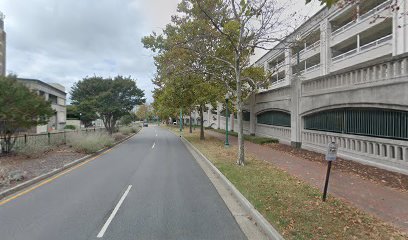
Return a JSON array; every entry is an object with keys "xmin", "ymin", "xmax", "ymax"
[
  {"xmin": 152, "ymin": 142, "xmax": 155, "ymax": 149},
  {"xmin": 97, "ymin": 185, "xmax": 132, "ymax": 238}
]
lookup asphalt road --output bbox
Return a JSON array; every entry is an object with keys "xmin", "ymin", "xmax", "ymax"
[{"xmin": 0, "ymin": 126, "xmax": 246, "ymax": 240}]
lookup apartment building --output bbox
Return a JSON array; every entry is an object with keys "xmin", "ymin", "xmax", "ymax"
[
  {"xmin": 18, "ymin": 78, "xmax": 67, "ymax": 133},
  {"xmin": 205, "ymin": 0, "xmax": 408, "ymax": 174},
  {"xmin": 0, "ymin": 11, "xmax": 6, "ymax": 76}
]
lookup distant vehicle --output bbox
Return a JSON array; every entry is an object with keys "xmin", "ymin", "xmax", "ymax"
[{"xmin": 143, "ymin": 122, "xmax": 148, "ymax": 127}]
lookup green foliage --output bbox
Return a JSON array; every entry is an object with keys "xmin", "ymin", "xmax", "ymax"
[
  {"xmin": 0, "ymin": 75, "xmax": 54, "ymax": 153},
  {"xmin": 66, "ymin": 105, "xmax": 97, "ymax": 127},
  {"xmin": 135, "ymin": 104, "xmax": 154, "ymax": 121},
  {"xmin": 64, "ymin": 125, "xmax": 76, "ymax": 130},
  {"xmin": 119, "ymin": 114, "xmax": 134, "ymax": 126},
  {"xmin": 70, "ymin": 76, "xmax": 145, "ymax": 134}
]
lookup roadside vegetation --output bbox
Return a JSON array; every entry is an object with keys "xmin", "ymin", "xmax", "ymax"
[
  {"xmin": 173, "ymin": 128, "xmax": 406, "ymax": 239},
  {"xmin": 209, "ymin": 128, "xmax": 278, "ymax": 145},
  {"xmin": 66, "ymin": 132, "xmax": 115, "ymax": 154}
]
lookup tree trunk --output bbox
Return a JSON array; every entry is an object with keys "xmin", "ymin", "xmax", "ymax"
[
  {"xmin": 189, "ymin": 112, "xmax": 193, "ymax": 133},
  {"xmin": 236, "ymin": 62, "xmax": 245, "ymax": 166},
  {"xmin": 199, "ymin": 105, "xmax": 205, "ymax": 140}
]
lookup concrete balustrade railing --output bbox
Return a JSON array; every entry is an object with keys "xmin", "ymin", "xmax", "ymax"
[
  {"xmin": 255, "ymin": 124, "xmax": 291, "ymax": 143},
  {"xmin": 302, "ymin": 129, "xmax": 408, "ymax": 173},
  {"xmin": 303, "ymin": 56, "xmax": 408, "ymax": 94}
]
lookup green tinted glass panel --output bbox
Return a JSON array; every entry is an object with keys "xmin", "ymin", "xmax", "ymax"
[
  {"xmin": 257, "ymin": 111, "xmax": 291, "ymax": 127},
  {"xmin": 304, "ymin": 108, "xmax": 408, "ymax": 140}
]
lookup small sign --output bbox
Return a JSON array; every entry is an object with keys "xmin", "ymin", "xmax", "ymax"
[{"xmin": 325, "ymin": 142, "xmax": 338, "ymax": 161}]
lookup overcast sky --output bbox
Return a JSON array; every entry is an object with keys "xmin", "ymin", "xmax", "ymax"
[{"xmin": 0, "ymin": 0, "xmax": 322, "ymax": 102}]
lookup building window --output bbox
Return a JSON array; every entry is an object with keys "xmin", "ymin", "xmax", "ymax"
[
  {"xmin": 243, "ymin": 111, "xmax": 250, "ymax": 121},
  {"xmin": 257, "ymin": 111, "xmax": 291, "ymax": 127},
  {"xmin": 304, "ymin": 108, "xmax": 408, "ymax": 140},
  {"xmin": 48, "ymin": 94, "xmax": 58, "ymax": 105}
]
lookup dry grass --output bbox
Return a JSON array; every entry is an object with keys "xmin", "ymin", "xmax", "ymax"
[
  {"xmin": 14, "ymin": 144, "xmax": 53, "ymax": 158},
  {"xmin": 67, "ymin": 132, "xmax": 114, "ymax": 154},
  {"xmin": 119, "ymin": 126, "xmax": 137, "ymax": 135},
  {"xmin": 174, "ymin": 128, "xmax": 406, "ymax": 240}
]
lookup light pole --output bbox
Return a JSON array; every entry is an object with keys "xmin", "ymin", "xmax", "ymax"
[
  {"xmin": 225, "ymin": 93, "xmax": 230, "ymax": 147},
  {"xmin": 79, "ymin": 112, "xmax": 82, "ymax": 130},
  {"xmin": 180, "ymin": 108, "xmax": 183, "ymax": 134}
]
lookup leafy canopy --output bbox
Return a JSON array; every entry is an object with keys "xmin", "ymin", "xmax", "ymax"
[
  {"xmin": 0, "ymin": 75, "xmax": 54, "ymax": 153},
  {"xmin": 70, "ymin": 76, "xmax": 145, "ymax": 133}
]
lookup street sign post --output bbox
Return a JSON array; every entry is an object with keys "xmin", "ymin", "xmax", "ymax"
[{"xmin": 322, "ymin": 142, "xmax": 337, "ymax": 201}]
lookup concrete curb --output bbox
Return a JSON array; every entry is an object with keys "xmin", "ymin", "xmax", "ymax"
[
  {"xmin": 0, "ymin": 130, "xmax": 140, "ymax": 201},
  {"xmin": 174, "ymin": 131, "xmax": 284, "ymax": 240}
]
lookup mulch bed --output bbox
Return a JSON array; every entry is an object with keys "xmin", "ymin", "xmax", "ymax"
[
  {"xmin": 265, "ymin": 143, "xmax": 408, "ymax": 192},
  {"xmin": 0, "ymin": 145, "xmax": 87, "ymax": 192}
]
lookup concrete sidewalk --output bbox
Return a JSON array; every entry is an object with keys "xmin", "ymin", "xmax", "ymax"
[{"xmin": 207, "ymin": 130, "xmax": 408, "ymax": 233}]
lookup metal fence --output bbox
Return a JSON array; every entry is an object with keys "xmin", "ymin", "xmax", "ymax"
[{"xmin": 0, "ymin": 127, "xmax": 106, "ymax": 154}]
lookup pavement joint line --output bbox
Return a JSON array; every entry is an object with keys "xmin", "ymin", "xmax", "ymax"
[
  {"xmin": 166, "ymin": 128, "xmax": 284, "ymax": 240},
  {"xmin": 97, "ymin": 185, "xmax": 132, "ymax": 238},
  {"xmin": 0, "ymin": 131, "xmax": 140, "ymax": 206}
]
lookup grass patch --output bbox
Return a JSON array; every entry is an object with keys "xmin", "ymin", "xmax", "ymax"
[
  {"xmin": 210, "ymin": 128, "xmax": 278, "ymax": 144},
  {"xmin": 67, "ymin": 132, "xmax": 114, "ymax": 154},
  {"xmin": 175, "ymin": 129, "xmax": 406, "ymax": 240}
]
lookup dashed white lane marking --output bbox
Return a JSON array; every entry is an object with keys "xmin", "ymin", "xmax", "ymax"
[
  {"xmin": 156, "ymin": 133, "xmax": 158, "ymax": 137},
  {"xmin": 152, "ymin": 142, "xmax": 155, "ymax": 149},
  {"xmin": 97, "ymin": 185, "xmax": 132, "ymax": 238}
]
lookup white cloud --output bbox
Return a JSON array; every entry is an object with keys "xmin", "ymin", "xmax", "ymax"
[
  {"xmin": 0, "ymin": 0, "xmax": 179, "ymax": 102},
  {"xmin": 0, "ymin": 0, "xmax": 321, "ymax": 102}
]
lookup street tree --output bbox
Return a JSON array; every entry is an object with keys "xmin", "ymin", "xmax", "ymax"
[
  {"xmin": 66, "ymin": 105, "xmax": 97, "ymax": 127},
  {"xmin": 0, "ymin": 75, "xmax": 53, "ymax": 153},
  {"xmin": 164, "ymin": 0, "xmax": 290, "ymax": 165},
  {"xmin": 135, "ymin": 104, "xmax": 154, "ymax": 121},
  {"xmin": 143, "ymin": 17, "xmax": 225, "ymax": 139},
  {"xmin": 70, "ymin": 76, "xmax": 145, "ymax": 134}
]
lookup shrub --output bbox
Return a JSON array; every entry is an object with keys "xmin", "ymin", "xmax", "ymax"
[
  {"xmin": 119, "ymin": 126, "xmax": 139, "ymax": 135},
  {"xmin": 67, "ymin": 132, "xmax": 114, "ymax": 154},
  {"xmin": 64, "ymin": 125, "xmax": 76, "ymax": 130},
  {"xmin": 119, "ymin": 127, "xmax": 132, "ymax": 135},
  {"xmin": 130, "ymin": 126, "xmax": 139, "ymax": 133},
  {"xmin": 209, "ymin": 128, "xmax": 278, "ymax": 144},
  {"xmin": 112, "ymin": 132, "xmax": 126, "ymax": 141}
]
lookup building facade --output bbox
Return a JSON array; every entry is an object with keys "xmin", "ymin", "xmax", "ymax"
[
  {"xmin": 205, "ymin": 0, "xmax": 408, "ymax": 174},
  {"xmin": 0, "ymin": 11, "xmax": 6, "ymax": 76},
  {"xmin": 18, "ymin": 79, "xmax": 67, "ymax": 133}
]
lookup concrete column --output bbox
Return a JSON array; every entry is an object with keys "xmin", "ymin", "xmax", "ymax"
[
  {"xmin": 320, "ymin": 18, "xmax": 331, "ymax": 75},
  {"xmin": 402, "ymin": 58, "xmax": 408, "ymax": 75},
  {"xmin": 285, "ymin": 47, "xmax": 292, "ymax": 84},
  {"xmin": 393, "ymin": 0, "xmax": 408, "ymax": 56},
  {"xmin": 290, "ymin": 75, "xmax": 302, "ymax": 148},
  {"xmin": 249, "ymin": 94, "xmax": 256, "ymax": 135},
  {"xmin": 357, "ymin": 34, "xmax": 360, "ymax": 52}
]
